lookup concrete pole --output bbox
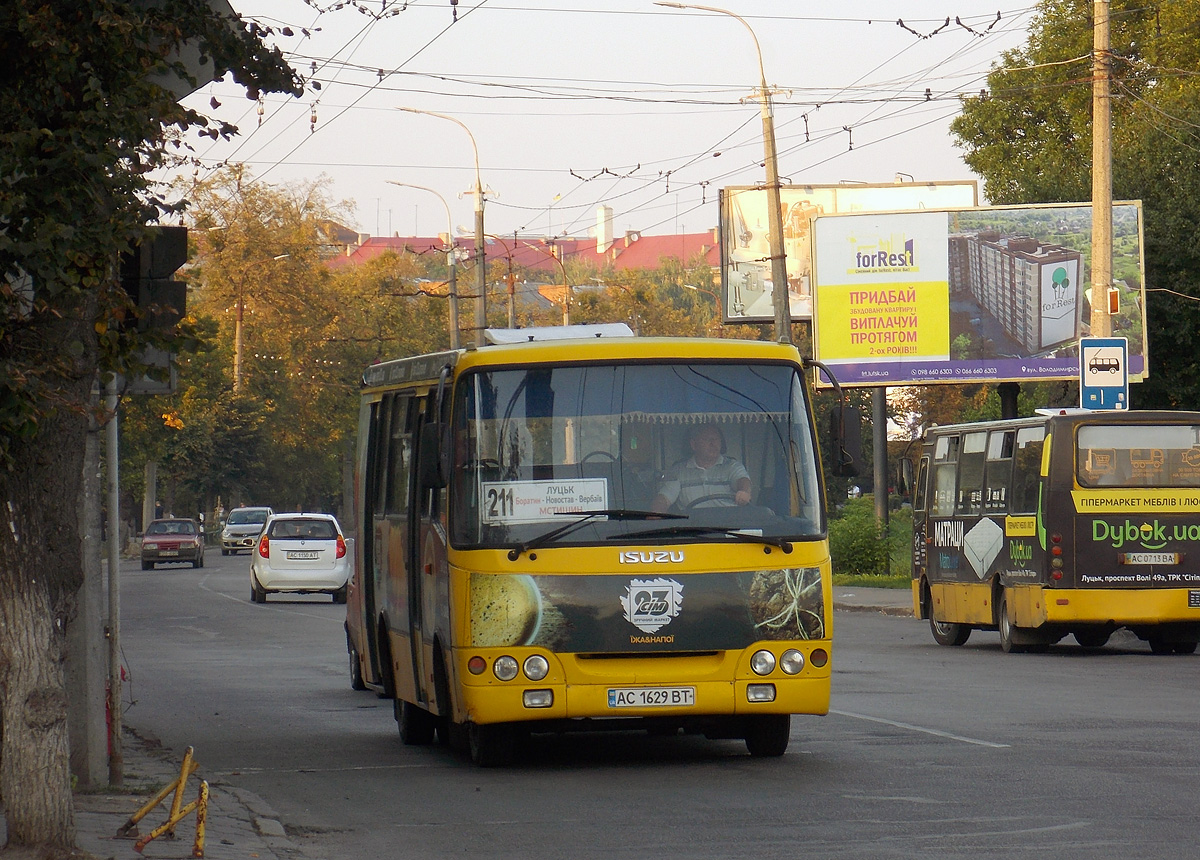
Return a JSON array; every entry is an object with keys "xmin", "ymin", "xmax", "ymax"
[
  {"xmin": 761, "ymin": 95, "xmax": 792, "ymax": 344},
  {"xmin": 475, "ymin": 196, "xmax": 487, "ymax": 346},
  {"xmin": 68, "ymin": 383, "xmax": 108, "ymax": 787},
  {"xmin": 1090, "ymin": 0, "xmax": 1113, "ymax": 337}
]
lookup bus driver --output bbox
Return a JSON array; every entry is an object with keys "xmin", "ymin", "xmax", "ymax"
[{"xmin": 651, "ymin": 422, "xmax": 751, "ymax": 512}]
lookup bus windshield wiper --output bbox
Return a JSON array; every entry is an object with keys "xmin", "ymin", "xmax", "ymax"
[
  {"xmin": 506, "ymin": 509, "xmax": 685, "ymax": 561},
  {"xmin": 614, "ymin": 524, "xmax": 793, "ymax": 554}
]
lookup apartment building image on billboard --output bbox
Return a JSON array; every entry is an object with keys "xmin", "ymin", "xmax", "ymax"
[{"xmin": 950, "ymin": 233, "xmax": 1082, "ymax": 354}]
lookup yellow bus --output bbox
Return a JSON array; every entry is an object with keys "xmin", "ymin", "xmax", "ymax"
[
  {"xmin": 911, "ymin": 409, "xmax": 1200, "ymax": 654},
  {"xmin": 345, "ymin": 326, "xmax": 846, "ymax": 765}
]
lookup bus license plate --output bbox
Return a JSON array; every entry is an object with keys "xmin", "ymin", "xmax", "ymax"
[
  {"xmin": 1120, "ymin": 552, "xmax": 1180, "ymax": 565},
  {"xmin": 607, "ymin": 687, "xmax": 695, "ymax": 709},
  {"xmin": 287, "ymin": 551, "xmax": 319, "ymax": 560}
]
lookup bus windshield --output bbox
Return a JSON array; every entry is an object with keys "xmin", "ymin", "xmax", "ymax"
[{"xmin": 450, "ymin": 361, "xmax": 823, "ymax": 547}]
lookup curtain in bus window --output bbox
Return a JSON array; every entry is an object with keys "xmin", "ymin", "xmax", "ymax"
[
  {"xmin": 956, "ymin": 432, "xmax": 987, "ymax": 515},
  {"xmin": 983, "ymin": 430, "xmax": 1014, "ymax": 514},
  {"xmin": 1010, "ymin": 427, "xmax": 1046, "ymax": 511}
]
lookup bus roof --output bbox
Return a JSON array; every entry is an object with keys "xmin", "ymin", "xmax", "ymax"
[{"xmin": 361, "ymin": 336, "xmax": 805, "ymax": 390}]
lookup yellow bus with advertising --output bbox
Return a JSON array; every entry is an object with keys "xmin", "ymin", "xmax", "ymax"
[
  {"xmin": 344, "ymin": 325, "xmax": 850, "ymax": 765},
  {"xmin": 911, "ymin": 409, "xmax": 1200, "ymax": 654}
]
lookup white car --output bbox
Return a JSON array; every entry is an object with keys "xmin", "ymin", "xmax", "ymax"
[
  {"xmin": 249, "ymin": 513, "xmax": 350, "ymax": 604},
  {"xmin": 221, "ymin": 506, "xmax": 274, "ymax": 555}
]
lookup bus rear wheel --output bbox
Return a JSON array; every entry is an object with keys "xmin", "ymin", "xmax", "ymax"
[
  {"xmin": 1074, "ymin": 629, "xmax": 1111, "ymax": 648},
  {"xmin": 744, "ymin": 714, "xmax": 791, "ymax": 757}
]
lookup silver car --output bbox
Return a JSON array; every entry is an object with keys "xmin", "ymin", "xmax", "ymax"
[
  {"xmin": 220, "ymin": 506, "xmax": 273, "ymax": 555},
  {"xmin": 249, "ymin": 513, "xmax": 350, "ymax": 604}
]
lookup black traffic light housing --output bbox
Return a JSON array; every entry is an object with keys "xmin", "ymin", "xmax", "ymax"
[{"xmin": 120, "ymin": 226, "xmax": 188, "ymax": 330}]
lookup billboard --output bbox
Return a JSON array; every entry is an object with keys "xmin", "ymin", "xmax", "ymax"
[
  {"xmin": 810, "ymin": 201, "xmax": 1147, "ymax": 387},
  {"xmin": 719, "ymin": 181, "xmax": 978, "ymax": 323}
]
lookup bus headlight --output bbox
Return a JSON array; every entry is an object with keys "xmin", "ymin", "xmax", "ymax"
[
  {"xmin": 750, "ymin": 649, "xmax": 776, "ymax": 675},
  {"xmin": 493, "ymin": 656, "xmax": 519, "ymax": 681},
  {"xmin": 746, "ymin": 683, "xmax": 776, "ymax": 702},
  {"xmin": 779, "ymin": 649, "xmax": 805, "ymax": 674},
  {"xmin": 523, "ymin": 654, "xmax": 549, "ymax": 681}
]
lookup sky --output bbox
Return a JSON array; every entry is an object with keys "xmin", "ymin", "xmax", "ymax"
[{"xmin": 175, "ymin": 1, "xmax": 1040, "ymax": 241}]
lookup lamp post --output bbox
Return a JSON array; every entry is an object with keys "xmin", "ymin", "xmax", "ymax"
[
  {"xmin": 682, "ymin": 283, "xmax": 725, "ymax": 337},
  {"xmin": 533, "ymin": 240, "xmax": 571, "ymax": 325},
  {"xmin": 654, "ymin": 2, "xmax": 792, "ymax": 343},
  {"xmin": 398, "ymin": 107, "xmax": 488, "ymax": 346},
  {"xmin": 388, "ymin": 180, "xmax": 461, "ymax": 349},
  {"xmin": 233, "ymin": 253, "xmax": 289, "ymax": 393}
]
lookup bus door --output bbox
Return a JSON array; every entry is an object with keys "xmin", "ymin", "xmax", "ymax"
[
  {"xmin": 375, "ymin": 391, "xmax": 420, "ymax": 699},
  {"xmin": 911, "ymin": 452, "xmax": 930, "ymax": 616},
  {"xmin": 407, "ymin": 391, "xmax": 448, "ymax": 709},
  {"xmin": 356, "ymin": 397, "xmax": 385, "ymax": 685}
]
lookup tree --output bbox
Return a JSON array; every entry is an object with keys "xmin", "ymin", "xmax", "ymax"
[
  {"xmin": 0, "ymin": 1, "xmax": 298, "ymax": 852},
  {"xmin": 951, "ymin": 0, "xmax": 1200, "ymax": 409}
]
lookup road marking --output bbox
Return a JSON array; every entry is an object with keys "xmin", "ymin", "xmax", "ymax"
[
  {"xmin": 197, "ymin": 574, "xmax": 343, "ymax": 624},
  {"xmin": 831, "ymin": 709, "xmax": 1011, "ymax": 748}
]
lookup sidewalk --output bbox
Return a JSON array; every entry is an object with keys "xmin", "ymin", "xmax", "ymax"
[
  {"xmin": 832, "ymin": 584, "xmax": 914, "ymax": 617},
  {"xmin": 3, "ymin": 589, "xmax": 909, "ymax": 859},
  {"xmin": 1, "ymin": 729, "xmax": 308, "ymax": 860}
]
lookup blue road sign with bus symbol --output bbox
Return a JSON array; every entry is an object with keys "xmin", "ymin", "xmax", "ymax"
[{"xmin": 1080, "ymin": 337, "xmax": 1129, "ymax": 410}]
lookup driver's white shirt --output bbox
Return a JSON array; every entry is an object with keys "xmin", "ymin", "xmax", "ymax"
[{"xmin": 656, "ymin": 455, "xmax": 750, "ymax": 509}]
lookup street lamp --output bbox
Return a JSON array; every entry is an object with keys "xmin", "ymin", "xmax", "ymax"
[
  {"xmin": 234, "ymin": 253, "xmax": 289, "ymax": 392},
  {"xmin": 397, "ymin": 107, "xmax": 488, "ymax": 346},
  {"xmin": 388, "ymin": 180, "xmax": 461, "ymax": 349},
  {"xmin": 654, "ymin": 2, "xmax": 792, "ymax": 343}
]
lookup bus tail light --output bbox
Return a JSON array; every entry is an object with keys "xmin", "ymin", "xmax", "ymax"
[{"xmin": 257, "ymin": 534, "xmax": 270, "ymax": 558}]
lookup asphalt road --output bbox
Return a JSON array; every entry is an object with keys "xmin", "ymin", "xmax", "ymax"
[{"xmin": 121, "ymin": 553, "xmax": 1200, "ymax": 860}]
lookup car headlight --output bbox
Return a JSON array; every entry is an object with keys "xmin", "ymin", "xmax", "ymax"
[{"xmin": 143, "ymin": 542, "xmax": 157, "ymax": 550}]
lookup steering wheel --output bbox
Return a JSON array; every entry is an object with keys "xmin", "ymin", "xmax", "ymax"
[
  {"xmin": 580, "ymin": 450, "xmax": 618, "ymax": 464},
  {"xmin": 685, "ymin": 493, "xmax": 736, "ymax": 510}
]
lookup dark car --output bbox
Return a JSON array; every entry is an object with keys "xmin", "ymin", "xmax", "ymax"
[{"xmin": 141, "ymin": 518, "xmax": 205, "ymax": 570}]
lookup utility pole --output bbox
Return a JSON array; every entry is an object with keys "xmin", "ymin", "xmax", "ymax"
[{"xmin": 1091, "ymin": 0, "xmax": 1113, "ymax": 337}]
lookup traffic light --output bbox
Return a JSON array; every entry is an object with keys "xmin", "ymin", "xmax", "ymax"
[{"xmin": 120, "ymin": 226, "xmax": 188, "ymax": 331}]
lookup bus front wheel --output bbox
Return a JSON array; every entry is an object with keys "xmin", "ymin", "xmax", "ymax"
[
  {"xmin": 398, "ymin": 700, "xmax": 437, "ymax": 745},
  {"xmin": 930, "ymin": 614, "xmax": 971, "ymax": 647},
  {"xmin": 468, "ymin": 721, "xmax": 519, "ymax": 767},
  {"xmin": 744, "ymin": 714, "xmax": 791, "ymax": 757}
]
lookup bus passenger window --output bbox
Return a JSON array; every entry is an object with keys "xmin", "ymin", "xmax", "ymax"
[
  {"xmin": 956, "ymin": 432, "xmax": 986, "ymax": 516},
  {"xmin": 1010, "ymin": 427, "xmax": 1045, "ymax": 512},
  {"xmin": 983, "ymin": 430, "xmax": 1014, "ymax": 514}
]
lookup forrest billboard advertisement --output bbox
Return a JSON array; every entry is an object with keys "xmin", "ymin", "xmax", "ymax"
[
  {"xmin": 718, "ymin": 181, "xmax": 978, "ymax": 324},
  {"xmin": 809, "ymin": 201, "xmax": 1147, "ymax": 387}
]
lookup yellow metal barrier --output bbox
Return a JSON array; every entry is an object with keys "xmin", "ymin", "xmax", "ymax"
[{"xmin": 116, "ymin": 745, "xmax": 209, "ymax": 858}]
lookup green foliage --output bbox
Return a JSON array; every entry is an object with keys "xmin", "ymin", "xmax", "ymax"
[
  {"xmin": 829, "ymin": 498, "xmax": 913, "ymax": 586},
  {"xmin": 952, "ymin": 0, "xmax": 1200, "ymax": 411}
]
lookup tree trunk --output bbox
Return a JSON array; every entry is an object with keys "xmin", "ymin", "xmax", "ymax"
[{"xmin": 0, "ymin": 346, "xmax": 91, "ymax": 849}]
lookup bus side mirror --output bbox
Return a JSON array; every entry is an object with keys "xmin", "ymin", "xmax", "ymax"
[
  {"xmin": 418, "ymin": 423, "xmax": 451, "ymax": 489},
  {"xmin": 829, "ymin": 406, "xmax": 862, "ymax": 477}
]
